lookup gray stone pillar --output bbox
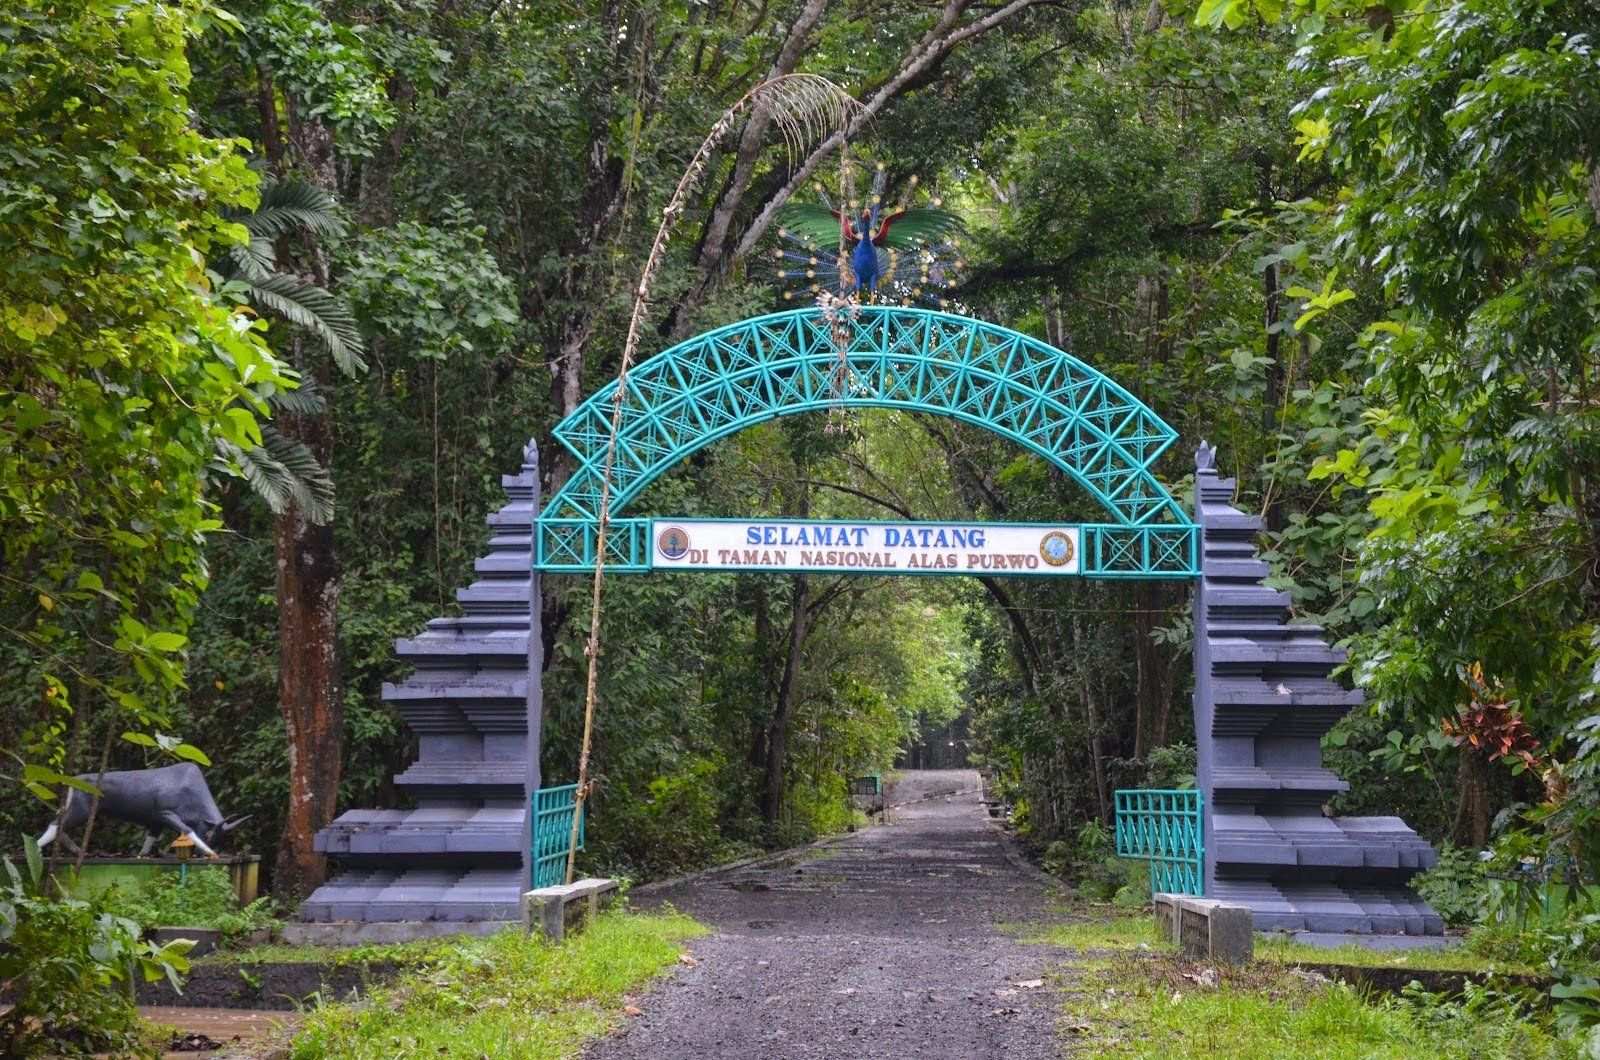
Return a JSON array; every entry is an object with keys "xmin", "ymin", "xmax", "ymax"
[
  {"xmin": 301, "ymin": 444, "xmax": 545, "ymax": 923},
  {"xmin": 1192, "ymin": 444, "xmax": 1442, "ymax": 936}
]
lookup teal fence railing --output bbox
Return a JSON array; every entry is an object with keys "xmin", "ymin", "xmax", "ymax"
[
  {"xmin": 531, "ymin": 784, "xmax": 586, "ymax": 889},
  {"xmin": 1113, "ymin": 788, "xmax": 1203, "ymax": 897}
]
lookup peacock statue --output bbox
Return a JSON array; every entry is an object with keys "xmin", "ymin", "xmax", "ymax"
[{"xmin": 773, "ymin": 162, "xmax": 965, "ymax": 308}]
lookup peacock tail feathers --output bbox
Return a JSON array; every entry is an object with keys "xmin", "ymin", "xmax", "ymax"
[
  {"xmin": 874, "ymin": 208, "xmax": 963, "ymax": 250},
  {"xmin": 775, "ymin": 203, "xmax": 847, "ymax": 247}
]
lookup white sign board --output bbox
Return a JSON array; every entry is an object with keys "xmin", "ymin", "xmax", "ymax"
[{"xmin": 650, "ymin": 520, "xmax": 1080, "ymax": 576}]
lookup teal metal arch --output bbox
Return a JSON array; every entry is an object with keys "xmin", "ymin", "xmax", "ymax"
[{"xmin": 536, "ymin": 306, "xmax": 1198, "ymax": 577}]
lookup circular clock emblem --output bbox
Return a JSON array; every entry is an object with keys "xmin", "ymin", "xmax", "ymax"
[
  {"xmin": 1039, "ymin": 530, "xmax": 1074, "ymax": 567},
  {"xmin": 657, "ymin": 526, "xmax": 691, "ymax": 561}
]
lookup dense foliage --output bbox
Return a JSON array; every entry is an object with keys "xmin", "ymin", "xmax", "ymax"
[
  {"xmin": 0, "ymin": 0, "xmax": 292, "ymax": 812},
  {"xmin": 6, "ymin": 0, "xmax": 1600, "ymax": 1047}
]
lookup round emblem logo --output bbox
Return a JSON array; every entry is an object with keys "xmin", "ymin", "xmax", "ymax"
[
  {"xmin": 657, "ymin": 525, "xmax": 691, "ymax": 560},
  {"xmin": 1039, "ymin": 530, "xmax": 1074, "ymax": 567}
]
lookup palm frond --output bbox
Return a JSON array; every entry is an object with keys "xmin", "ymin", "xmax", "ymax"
[
  {"xmin": 266, "ymin": 376, "xmax": 326, "ymax": 417},
  {"xmin": 247, "ymin": 272, "xmax": 367, "ymax": 375},
  {"xmin": 215, "ymin": 425, "xmax": 335, "ymax": 524},
  {"xmin": 231, "ymin": 235, "xmax": 277, "ymax": 278},
  {"xmin": 776, "ymin": 203, "xmax": 846, "ymax": 248},
  {"xmin": 745, "ymin": 73, "xmax": 861, "ymax": 161},
  {"xmin": 243, "ymin": 179, "xmax": 347, "ymax": 241}
]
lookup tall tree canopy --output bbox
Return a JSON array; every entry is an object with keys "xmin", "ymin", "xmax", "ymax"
[{"xmin": 0, "ymin": 0, "xmax": 293, "ymax": 825}]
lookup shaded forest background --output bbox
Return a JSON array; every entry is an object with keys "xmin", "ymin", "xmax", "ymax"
[{"xmin": 7, "ymin": 0, "xmax": 1592, "ymax": 904}]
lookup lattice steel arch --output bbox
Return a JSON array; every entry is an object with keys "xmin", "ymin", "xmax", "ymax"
[{"xmin": 537, "ymin": 306, "xmax": 1199, "ymax": 576}]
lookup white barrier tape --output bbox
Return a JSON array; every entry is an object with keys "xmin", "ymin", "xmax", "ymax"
[{"xmin": 882, "ymin": 786, "xmax": 983, "ymax": 809}]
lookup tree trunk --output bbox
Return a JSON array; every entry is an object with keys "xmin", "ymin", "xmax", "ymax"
[
  {"xmin": 272, "ymin": 424, "xmax": 344, "ymax": 899},
  {"xmin": 1451, "ymin": 747, "xmax": 1491, "ymax": 849},
  {"xmin": 746, "ymin": 579, "xmax": 774, "ymax": 774},
  {"xmin": 545, "ymin": 0, "xmax": 627, "ymax": 500},
  {"xmin": 688, "ymin": 0, "xmax": 828, "ymax": 287},
  {"xmin": 1086, "ymin": 677, "xmax": 1110, "ymax": 824},
  {"xmin": 1260, "ymin": 165, "xmax": 1287, "ymax": 534},
  {"xmin": 761, "ymin": 569, "xmax": 810, "ymax": 828},
  {"xmin": 760, "ymin": 475, "xmax": 811, "ymax": 827},
  {"xmin": 269, "ymin": 101, "xmax": 344, "ymax": 901},
  {"xmin": 1133, "ymin": 581, "xmax": 1173, "ymax": 756}
]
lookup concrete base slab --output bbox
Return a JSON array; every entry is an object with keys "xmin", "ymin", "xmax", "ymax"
[
  {"xmin": 277, "ymin": 919, "xmax": 519, "ymax": 946},
  {"xmin": 1272, "ymin": 930, "xmax": 1457, "ymax": 952}
]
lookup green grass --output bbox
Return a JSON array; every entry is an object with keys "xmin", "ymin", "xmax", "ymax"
[
  {"xmin": 211, "ymin": 937, "xmax": 452, "ymax": 967},
  {"xmin": 1026, "ymin": 908, "xmax": 1573, "ymax": 1057},
  {"xmin": 289, "ymin": 908, "xmax": 707, "ymax": 1059},
  {"xmin": 1026, "ymin": 910, "xmax": 1548, "ymax": 977},
  {"xmin": 1061, "ymin": 955, "xmax": 1574, "ymax": 1058},
  {"xmin": 1020, "ymin": 913, "xmax": 1168, "ymax": 955},
  {"xmin": 1255, "ymin": 934, "xmax": 1546, "ymax": 977}
]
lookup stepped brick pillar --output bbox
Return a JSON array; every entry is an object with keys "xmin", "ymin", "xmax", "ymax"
[
  {"xmin": 299, "ymin": 445, "xmax": 544, "ymax": 923},
  {"xmin": 1192, "ymin": 444, "xmax": 1443, "ymax": 935}
]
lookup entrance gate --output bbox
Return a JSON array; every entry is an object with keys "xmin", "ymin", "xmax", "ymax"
[{"xmin": 302, "ymin": 307, "xmax": 1441, "ymax": 937}]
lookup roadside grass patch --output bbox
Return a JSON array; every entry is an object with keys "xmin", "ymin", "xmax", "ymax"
[
  {"xmin": 1061, "ymin": 953, "xmax": 1573, "ymax": 1058},
  {"xmin": 214, "ymin": 937, "xmax": 450, "ymax": 967},
  {"xmin": 1010, "ymin": 912, "xmax": 1169, "ymax": 955},
  {"xmin": 289, "ymin": 908, "xmax": 706, "ymax": 1059},
  {"xmin": 1255, "ymin": 933, "xmax": 1546, "ymax": 977},
  {"xmin": 1029, "ymin": 907, "xmax": 1544, "ymax": 978}
]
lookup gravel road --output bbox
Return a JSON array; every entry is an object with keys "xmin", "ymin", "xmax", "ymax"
[{"xmin": 589, "ymin": 769, "xmax": 1067, "ymax": 1059}]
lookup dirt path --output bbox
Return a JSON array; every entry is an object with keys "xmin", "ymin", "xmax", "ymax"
[{"xmin": 590, "ymin": 769, "xmax": 1068, "ymax": 1059}]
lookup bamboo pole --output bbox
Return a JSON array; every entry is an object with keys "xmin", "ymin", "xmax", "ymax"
[{"xmin": 564, "ymin": 76, "xmax": 859, "ymax": 884}]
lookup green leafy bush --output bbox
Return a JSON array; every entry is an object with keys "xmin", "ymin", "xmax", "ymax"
[
  {"xmin": 1112, "ymin": 859, "xmax": 1152, "ymax": 907},
  {"xmin": 101, "ymin": 865, "xmax": 277, "ymax": 942},
  {"xmin": 0, "ymin": 840, "xmax": 191, "ymax": 1057},
  {"xmin": 1040, "ymin": 839, "xmax": 1072, "ymax": 877},
  {"xmin": 1141, "ymin": 743, "xmax": 1197, "ymax": 790},
  {"xmin": 1062, "ymin": 821, "xmax": 1146, "ymax": 902},
  {"xmin": 588, "ymin": 759, "xmax": 751, "ymax": 881},
  {"xmin": 1466, "ymin": 912, "xmax": 1600, "ymax": 976},
  {"xmin": 1412, "ymin": 844, "xmax": 1491, "ymax": 926}
]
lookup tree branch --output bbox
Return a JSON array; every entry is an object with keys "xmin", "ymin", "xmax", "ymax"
[{"xmin": 727, "ymin": 0, "xmax": 1044, "ymax": 265}]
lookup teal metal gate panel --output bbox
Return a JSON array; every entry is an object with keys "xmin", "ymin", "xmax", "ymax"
[
  {"xmin": 1113, "ymin": 788, "xmax": 1203, "ymax": 897},
  {"xmin": 531, "ymin": 784, "xmax": 585, "ymax": 889}
]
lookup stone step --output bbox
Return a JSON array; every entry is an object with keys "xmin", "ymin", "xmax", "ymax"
[
  {"xmin": 315, "ymin": 807, "xmax": 526, "ymax": 866},
  {"xmin": 395, "ymin": 626, "xmax": 532, "ymax": 666},
  {"xmin": 1209, "ymin": 877, "xmax": 1443, "ymax": 935},
  {"xmin": 299, "ymin": 867, "xmax": 524, "ymax": 923},
  {"xmin": 1212, "ymin": 679, "xmax": 1362, "ymax": 708},
  {"xmin": 1212, "ymin": 812, "xmax": 1437, "ymax": 871},
  {"xmin": 394, "ymin": 760, "xmax": 528, "ymax": 799},
  {"xmin": 383, "ymin": 679, "xmax": 529, "ymax": 734},
  {"xmin": 1210, "ymin": 765, "xmax": 1349, "ymax": 796},
  {"xmin": 1211, "ymin": 704, "xmax": 1349, "ymax": 739}
]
